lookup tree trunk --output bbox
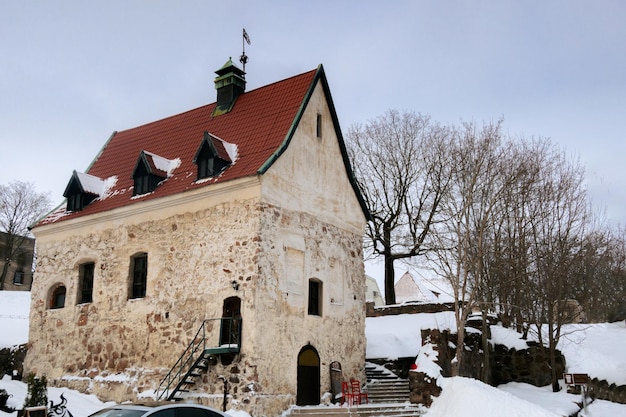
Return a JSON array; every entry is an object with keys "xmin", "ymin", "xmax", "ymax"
[
  {"xmin": 384, "ymin": 254, "xmax": 396, "ymax": 305},
  {"xmin": 0, "ymin": 260, "xmax": 9, "ymax": 290},
  {"xmin": 480, "ymin": 306, "xmax": 491, "ymax": 383}
]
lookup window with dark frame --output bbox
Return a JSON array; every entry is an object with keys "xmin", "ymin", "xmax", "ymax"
[
  {"xmin": 51, "ymin": 285, "xmax": 66, "ymax": 309},
  {"xmin": 197, "ymin": 148, "xmax": 216, "ymax": 179},
  {"xmin": 308, "ymin": 279, "xmax": 322, "ymax": 316},
  {"xmin": 63, "ymin": 172, "xmax": 99, "ymax": 212},
  {"xmin": 67, "ymin": 193, "xmax": 83, "ymax": 212},
  {"xmin": 316, "ymin": 113, "xmax": 322, "ymax": 138},
  {"xmin": 132, "ymin": 153, "xmax": 165, "ymax": 196},
  {"xmin": 194, "ymin": 133, "xmax": 231, "ymax": 181},
  {"xmin": 130, "ymin": 253, "xmax": 148, "ymax": 299},
  {"xmin": 79, "ymin": 262, "xmax": 95, "ymax": 304},
  {"xmin": 13, "ymin": 271, "xmax": 23, "ymax": 285}
]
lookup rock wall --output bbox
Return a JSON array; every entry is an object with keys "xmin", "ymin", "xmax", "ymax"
[
  {"xmin": 588, "ymin": 378, "xmax": 626, "ymax": 404},
  {"xmin": 408, "ymin": 328, "xmax": 567, "ymax": 407}
]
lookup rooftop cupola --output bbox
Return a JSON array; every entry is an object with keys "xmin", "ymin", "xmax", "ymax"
[{"xmin": 213, "ymin": 57, "xmax": 246, "ymax": 116}]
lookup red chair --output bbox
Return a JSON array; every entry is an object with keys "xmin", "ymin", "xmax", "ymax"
[
  {"xmin": 340, "ymin": 381, "xmax": 354, "ymax": 406},
  {"xmin": 350, "ymin": 379, "xmax": 369, "ymax": 405}
]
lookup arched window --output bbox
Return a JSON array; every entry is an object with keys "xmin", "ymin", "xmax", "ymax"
[{"xmin": 50, "ymin": 285, "xmax": 66, "ymax": 309}]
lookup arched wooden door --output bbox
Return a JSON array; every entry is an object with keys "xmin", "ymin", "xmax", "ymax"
[{"xmin": 296, "ymin": 345, "xmax": 320, "ymax": 406}]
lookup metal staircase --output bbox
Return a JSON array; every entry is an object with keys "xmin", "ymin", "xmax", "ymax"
[{"xmin": 156, "ymin": 317, "xmax": 241, "ymax": 401}]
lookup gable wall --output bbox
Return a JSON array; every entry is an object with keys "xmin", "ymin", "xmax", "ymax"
[{"xmin": 261, "ymin": 81, "xmax": 365, "ymax": 235}]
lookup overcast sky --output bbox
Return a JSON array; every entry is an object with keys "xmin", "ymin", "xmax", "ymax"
[{"xmin": 2, "ymin": 1, "xmax": 625, "ymax": 234}]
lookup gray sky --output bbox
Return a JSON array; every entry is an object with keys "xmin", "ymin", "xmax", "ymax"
[{"xmin": 2, "ymin": 0, "xmax": 625, "ymax": 232}]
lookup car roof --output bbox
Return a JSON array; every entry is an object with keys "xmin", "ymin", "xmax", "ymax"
[{"xmin": 94, "ymin": 403, "xmax": 229, "ymax": 417}]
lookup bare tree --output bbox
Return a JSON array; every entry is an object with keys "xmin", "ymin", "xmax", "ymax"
[
  {"xmin": 0, "ymin": 180, "xmax": 51, "ymax": 290},
  {"xmin": 426, "ymin": 120, "xmax": 522, "ymax": 376},
  {"xmin": 346, "ymin": 110, "xmax": 453, "ymax": 305},
  {"xmin": 515, "ymin": 144, "xmax": 590, "ymax": 391}
]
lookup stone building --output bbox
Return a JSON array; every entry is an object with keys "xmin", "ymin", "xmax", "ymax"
[
  {"xmin": 25, "ymin": 60, "xmax": 369, "ymax": 416},
  {"xmin": 0, "ymin": 231, "xmax": 35, "ymax": 291}
]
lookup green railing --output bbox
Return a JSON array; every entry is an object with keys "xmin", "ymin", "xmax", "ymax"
[{"xmin": 156, "ymin": 317, "xmax": 241, "ymax": 401}]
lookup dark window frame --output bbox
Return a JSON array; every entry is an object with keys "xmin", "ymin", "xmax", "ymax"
[
  {"xmin": 308, "ymin": 279, "xmax": 322, "ymax": 316},
  {"xmin": 78, "ymin": 262, "xmax": 95, "ymax": 304},
  {"xmin": 13, "ymin": 270, "xmax": 24, "ymax": 285},
  {"xmin": 316, "ymin": 113, "xmax": 322, "ymax": 138},
  {"xmin": 130, "ymin": 253, "xmax": 148, "ymax": 299}
]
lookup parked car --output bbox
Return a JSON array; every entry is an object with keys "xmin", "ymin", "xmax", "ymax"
[{"xmin": 87, "ymin": 403, "xmax": 229, "ymax": 417}]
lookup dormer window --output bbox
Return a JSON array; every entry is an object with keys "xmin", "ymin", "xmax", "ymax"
[
  {"xmin": 132, "ymin": 151, "xmax": 179, "ymax": 196},
  {"xmin": 194, "ymin": 132, "xmax": 233, "ymax": 180},
  {"xmin": 63, "ymin": 170, "xmax": 103, "ymax": 212}
]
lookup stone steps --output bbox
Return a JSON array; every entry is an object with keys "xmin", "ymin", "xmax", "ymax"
[
  {"xmin": 287, "ymin": 403, "xmax": 425, "ymax": 417},
  {"xmin": 366, "ymin": 379, "xmax": 411, "ymax": 404},
  {"xmin": 364, "ymin": 363, "xmax": 411, "ymax": 404}
]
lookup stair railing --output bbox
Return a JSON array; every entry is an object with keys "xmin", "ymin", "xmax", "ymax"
[{"xmin": 156, "ymin": 317, "xmax": 241, "ymax": 401}]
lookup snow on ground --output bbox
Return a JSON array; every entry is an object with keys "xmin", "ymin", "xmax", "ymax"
[
  {"xmin": 426, "ymin": 377, "xmax": 562, "ymax": 417},
  {"xmin": 555, "ymin": 322, "xmax": 626, "ymax": 386},
  {"xmin": 0, "ymin": 291, "xmax": 30, "ymax": 349},
  {"xmin": 3, "ymin": 291, "xmax": 626, "ymax": 417},
  {"xmin": 365, "ymin": 311, "xmax": 455, "ymax": 359},
  {"xmin": 0, "ymin": 375, "xmax": 114, "ymax": 417}
]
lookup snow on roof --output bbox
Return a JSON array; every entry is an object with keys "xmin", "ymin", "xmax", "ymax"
[
  {"xmin": 75, "ymin": 171, "xmax": 106, "ymax": 195},
  {"xmin": 143, "ymin": 151, "xmax": 181, "ymax": 176}
]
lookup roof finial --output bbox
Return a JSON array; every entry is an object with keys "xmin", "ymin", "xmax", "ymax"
[{"xmin": 240, "ymin": 28, "xmax": 251, "ymax": 72}]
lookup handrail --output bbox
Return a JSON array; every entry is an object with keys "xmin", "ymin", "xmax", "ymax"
[{"xmin": 156, "ymin": 317, "xmax": 241, "ymax": 401}]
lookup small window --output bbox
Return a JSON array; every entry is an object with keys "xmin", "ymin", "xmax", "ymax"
[
  {"xmin": 130, "ymin": 253, "xmax": 148, "ymax": 299},
  {"xmin": 316, "ymin": 113, "xmax": 322, "ymax": 138},
  {"xmin": 134, "ymin": 171, "xmax": 157, "ymax": 196},
  {"xmin": 50, "ymin": 285, "xmax": 66, "ymax": 309},
  {"xmin": 13, "ymin": 271, "xmax": 24, "ymax": 285},
  {"xmin": 132, "ymin": 151, "xmax": 167, "ymax": 196},
  {"xmin": 63, "ymin": 171, "xmax": 100, "ymax": 212},
  {"xmin": 308, "ymin": 279, "xmax": 322, "ymax": 316},
  {"xmin": 78, "ymin": 262, "xmax": 95, "ymax": 304},
  {"xmin": 194, "ymin": 132, "xmax": 232, "ymax": 180},
  {"xmin": 67, "ymin": 193, "xmax": 84, "ymax": 211}
]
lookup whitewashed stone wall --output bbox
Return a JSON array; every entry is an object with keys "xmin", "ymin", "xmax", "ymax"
[{"xmin": 26, "ymin": 199, "xmax": 365, "ymax": 416}]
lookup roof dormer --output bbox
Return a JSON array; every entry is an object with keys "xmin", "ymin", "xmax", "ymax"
[
  {"xmin": 193, "ymin": 131, "xmax": 233, "ymax": 180},
  {"xmin": 132, "ymin": 151, "xmax": 179, "ymax": 196},
  {"xmin": 212, "ymin": 58, "xmax": 246, "ymax": 116},
  {"xmin": 63, "ymin": 170, "xmax": 104, "ymax": 212}
]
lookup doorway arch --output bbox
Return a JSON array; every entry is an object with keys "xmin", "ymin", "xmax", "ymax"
[{"xmin": 296, "ymin": 345, "xmax": 320, "ymax": 406}]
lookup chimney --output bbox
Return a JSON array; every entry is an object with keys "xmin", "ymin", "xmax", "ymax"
[{"xmin": 213, "ymin": 57, "xmax": 246, "ymax": 116}]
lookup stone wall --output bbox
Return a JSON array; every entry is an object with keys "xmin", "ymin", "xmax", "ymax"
[
  {"xmin": 588, "ymin": 378, "xmax": 626, "ymax": 404},
  {"xmin": 26, "ymin": 199, "xmax": 262, "ymax": 398},
  {"xmin": 408, "ymin": 328, "xmax": 567, "ymax": 407},
  {"xmin": 365, "ymin": 301, "xmax": 455, "ymax": 317},
  {"xmin": 0, "ymin": 344, "xmax": 27, "ymax": 380},
  {"xmin": 25, "ymin": 197, "xmax": 366, "ymax": 417}
]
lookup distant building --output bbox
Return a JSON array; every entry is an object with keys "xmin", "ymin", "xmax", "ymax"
[
  {"xmin": 0, "ymin": 231, "xmax": 35, "ymax": 291},
  {"xmin": 25, "ymin": 59, "xmax": 369, "ymax": 416},
  {"xmin": 394, "ymin": 271, "xmax": 454, "ymax": 304},
  {"xmin": 365, "ymin": 275, "xmax": 384, "ymax": 306}
]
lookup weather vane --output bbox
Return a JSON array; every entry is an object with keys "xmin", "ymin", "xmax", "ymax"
[{"xmin": 240, "ymin": 28, "xmax": 251, "ymax": 72}]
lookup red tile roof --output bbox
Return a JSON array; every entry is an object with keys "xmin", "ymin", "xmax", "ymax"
[{"xmin": 38, "ymin": 66, "xmax": 319, "ymax": 226}]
